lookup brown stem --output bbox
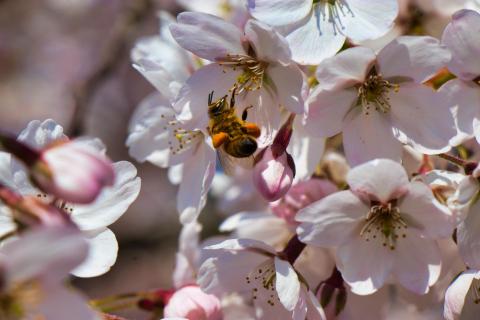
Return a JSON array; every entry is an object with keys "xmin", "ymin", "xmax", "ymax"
[
  {"xmin": 69, "ymin": 0, "xmax": 153, "ymax": 136},
  {"xmin": 281, "ymin": 235, "xmax": 306, "ymax": 265},
  {"xmin": 437, "ymin": 153, "xmax": 478, "ymax": 175}
]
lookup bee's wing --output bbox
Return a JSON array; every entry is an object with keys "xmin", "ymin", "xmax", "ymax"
[{"xmin": 217, "ymin": 148, "xmax": 254, "ymax": 176}]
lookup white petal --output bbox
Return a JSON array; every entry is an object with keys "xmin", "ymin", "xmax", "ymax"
[
  {"xmin": 347, "ymin": 158, "xmax": 409, "ymax": 203},
  {"xmin": 170, "ymin": 12, "xmax": 245, "ymax": 61},
  {"xmin": 274, "ymin": 257, "xmax": 300, "ymax": 311},
  {"xmin": 297, "ymin": 190, "xmax": 367, "ymax": 246},
  {"xmin": 0, "ymin": 206, "xmax": 15, "ymax": 237},
  {"xmin": 3, "ymin": 227, "xmax": 88, "ymax": 283},
  {"xmin": 205, "ymin": 238, "xmax": 277, "ymax": 255},
  {"xmin": 457, "ymin": 199, "xmax": 480, "ymax": 269},
  {"xmin": 439, "ymin": 79, "xmax": 480, "ymax": 146},
  {"xmin": 399, "ymin": 181, "xmax": 454, "ymax": 238},
  {"xmin": 285, "ymin": 4, "xmax": 346, "ymax": 65},
  {"xmin": 72, "ymin": 161, "xmax": 141, "ymax": 230},
  {"xmin": 219, "ymin": 212, "xmax": 290, "ymax": 248},
  {"xmin": 173, "ymin": 63, "xmax": 240, "ymax": 127},
  {"xmin": 17, "ymin": 119, "xmax": 67, "ymax": 149},
  {"xmin": 177, "ymin": 142, "xmax": 216, "ymax": 223},
  {"xmin": 131, "ymin": 35, "xmax": 192, "ymax": 100},
  {"xmin": 197, "ymin": 252, "xmax": 267, "ymax": 296},
  {"xmin": 267, "ymin": 64, "xmax": 305, "ymax": 114},
  {"xmin": 247, "ymin": 0, "xmax": 312, "ymax": 26},
  {"xmin": 444, "ymin": 270, "xmax": 478, "ymax": 320},
  {"xmin": 305, "ymin": 87, "xmax": 357, "ymax": 138},
  {"xmin": 341, "ymin": 0, "xmax": 398, "ymax": 42},
  {"xmin": 245, "ymin": 20, "xmax": 291, "ymax": 64},
  {"xmin": 174, "ymin": 221, "xmax": 202, "ymax": 287},
  {"xmin": 342, "ymin": 108, "xmax": 402, "ymax": 166},
  {"xmin": 288, "ymin": 119, "xmax": 326, "ymax": 182},
  {"xmin": 442, "ymin": 9, "xmax": 480, "ymax": 80},
  {"xmin": 315, "ymin": 46, "xmax": 376, "ymax": 91},
  {"xmin": 389, "ymin": 83, "xmax": 455, "ymax": 154},
  {"xmin": 392, "ymin": 230, "xmax": 441, "ymax": 294},
  {"xmin": 127, "ymin": 93, "xmax": 201, "ymax": 167},
  {"xmin": 377, "ymin": 36, "xmax": 451, "ymax": 83},
  {"xmin": 337, "ymin": 237, "xmax": 394, "ymax": 295},
  {"xmin": 71, "ymin": 228, "xmax": 118, "ymax": 278}
]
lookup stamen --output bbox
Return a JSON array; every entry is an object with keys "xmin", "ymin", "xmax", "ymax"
[
  {"xmin": 217, "ymin": 54, "xmax": 268, "ymax": 93},
  {"xmin": 360, "ymin": 201, "xmax": 407, "ymax": 250},
  {"xmin": 357, "ymin": 73, "xmax": 399, "ymax": 115},
  {"xmin": 245, "ymin": 260, "xmax": 279, "ymax": 306},
  {"xmin": 317, "ymin": 0, "xmax": 354, "ymax": 36}
]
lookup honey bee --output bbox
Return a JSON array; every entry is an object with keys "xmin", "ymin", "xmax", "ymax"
[{"xmin": 207, "ymin": 89, "xmax": 261, "ymax": 172}]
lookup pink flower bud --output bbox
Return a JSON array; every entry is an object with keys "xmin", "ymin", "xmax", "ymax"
[
  {"xmin": 31, "ymin": 141, "xmax": 115, "ymax": 204},
  {"xmin": 163, "ymin": 285, "xmax": 222, "ymax": 320},
  {"xmin": 253, "ymin": 147, "xmax": 295, "ymax": 202},
  {"xmin": 270, "ymin": 179, "xmax": 337, "ymax": 225}
]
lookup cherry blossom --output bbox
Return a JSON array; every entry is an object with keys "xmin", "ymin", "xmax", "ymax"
[
  {"xmin": 0, "ymin": 120, "xmax": 141, "ymax": 278},
  {"xmin": 305, "ymin": 36, "xmax": 455, "ymax": 165},
  {"xmin": 170, "ymin": 12, "xmax": 305, "ymax": 146},
  {"xmin": 248, "ymin": 0, "xmax": 399, "ymax": 65},
  {"xmin": 297, "ymin": 159, "xmax": 454, "ymax": 295},
  {"xmin": 439, "ymin": 9, "xmax": 480, "ymax": 146},
  {"xmin": 198, "ymin": 238, "xmax": 326, "ymax": 319}
]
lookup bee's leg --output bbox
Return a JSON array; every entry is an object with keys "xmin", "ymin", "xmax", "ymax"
[
  {"xmin": 212, "ymin": 132, "xmax": 229, "ymax": 148},
  {"xmin": 242, "ymin": 123, "xmax": 261, "ymax": 138},
  {"xmin": 242, "ymin": 105, "xmax": 254, "ymax": 121},
  {"xmin": 230, "ymin": 86, "xmax": 237, "ymax": 108},
  {"xmin": 208, "ymin": 91, "xmax": 214, "ymax": 105}
]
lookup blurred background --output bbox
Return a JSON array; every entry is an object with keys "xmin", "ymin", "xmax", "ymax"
[{"xmin": 0, "ymin": 0, "xmax": 468, "ymax": 318}]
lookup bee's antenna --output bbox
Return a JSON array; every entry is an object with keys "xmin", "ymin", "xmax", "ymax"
[
  {"xmin": 208, "ymin": 91, "xmax": 214, "ymax": 105},
  {"xmin": 242, "ymin": 105, "xmax": 253, "ymax": 121},
  {"xmin": 230, "ymin": 88, "xmax": 236, "ymax": 109}
]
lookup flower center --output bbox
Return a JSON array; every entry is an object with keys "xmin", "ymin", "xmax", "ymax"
[
  {"xmin": 160, "ymin": 114, "xmax": 203, "ymax": 156},
  {"xmin": 217, "ymin": 54, "xmax": 268, "ymax": 93},
  {"xmin": 0, "ymin": 281, "xmax": 42, "ymax": 320},
  {"xmin": 360, "ymin": 201, "xmax": 408, "ymax": 250},
  {"xmin": 357, "ymin": 72, "xmax": 399, "ymax": 115},
  {"xmin": 245, "ymin": 260, "xmax": 279, "ymax": 307},
  {"xmin": 313, "ymin": 0, "xmax": 354, "ymax": 36}
]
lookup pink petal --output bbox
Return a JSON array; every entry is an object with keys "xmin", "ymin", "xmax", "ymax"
[
  {"xmin": 342, "ymin": 108, "xmax": 402, "ymax": 166},
  {"xmin": 297, "ymin": 190, "xmax": 367, "ymax": 246},
  {"xmin": 347, "ymin": 158, "xmax": 409, "ymax": 203},
  {"xmin": 337, "ymin": 236, "xmax": 395, "ymax": 295},
  {"xmin": 315, "ymin": 46, "xmax": 376, "ymax": 91},
  {"xmin": 170, "ymin": 12, "xmax": 245, "ymax": 61},
  {"xmin": 245, "ymin": 20, "xmax": 291, "ymax": 64},
  {"xmin": 247, "ymin": 0, "xmax": 312, "ymax": 27},
  {"xmin": 399, "ymin": 181, "xmax": 455, "ymax": 238},
  {"xmin": 392, "ymin": 230, "xmax": 441, "ymax": 294},
  {"xmin": 377, "ymin": 36, "xmax": 451, "ymax": 83},
  {"xmin": 442, "ymin": 9, "xmax": 480, "ymax": 81},
  {"xmin": 389, "ymin": 83, "xmax": 455, "ymax": 155},
  {"xmin": 305, "ymin": 87, "xmax": 357, "ymax": 138}
]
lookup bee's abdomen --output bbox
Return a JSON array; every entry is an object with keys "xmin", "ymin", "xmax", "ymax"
[{"xmin": 224, "ymin": 137, "xmax": 257, "ymax": 158}]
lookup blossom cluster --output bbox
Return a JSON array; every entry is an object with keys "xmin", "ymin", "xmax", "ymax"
[{"xmin": 2, "ymin": 0, "xmax": 480, "ymax": 319}]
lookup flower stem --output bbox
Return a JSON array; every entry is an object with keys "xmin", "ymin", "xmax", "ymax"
[
  {"xmin": 437, "ymin": 153, "xmax": 477, "ymax": 175},
  {"xmin": 281, "ymin": 235, "xmax": 306, "ymax": 265}
]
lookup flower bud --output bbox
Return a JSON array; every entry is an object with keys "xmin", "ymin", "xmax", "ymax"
[
  {"xmin": 31, "ymin": 141, "xmax": 115, "ymax": 204},
  {"xmin": 253, "ymin": 147, "xmax": 295, "ymax": 202},
  {"xmin": 253, "ymin": 115, "xmax": 296, "ymax": 202},
  {"xmin": 163, "ymin": 285, "xmax": 222, "ymax": 320}
]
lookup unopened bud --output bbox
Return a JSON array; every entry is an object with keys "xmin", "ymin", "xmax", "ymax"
[
  {"xmin": 31, "ymin": 141, "xmax": 115, "ymax": 204},
  {"xmin": 163, "ymin": 285, "xmax": 222, "ymax": 320},
  {"xmin": 253, "ymin": 115, "xmax": 296, "ymax": 202},
  {"xmin": 253, "ymin": 147, "xmax": 295, "ymax": 202}
]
